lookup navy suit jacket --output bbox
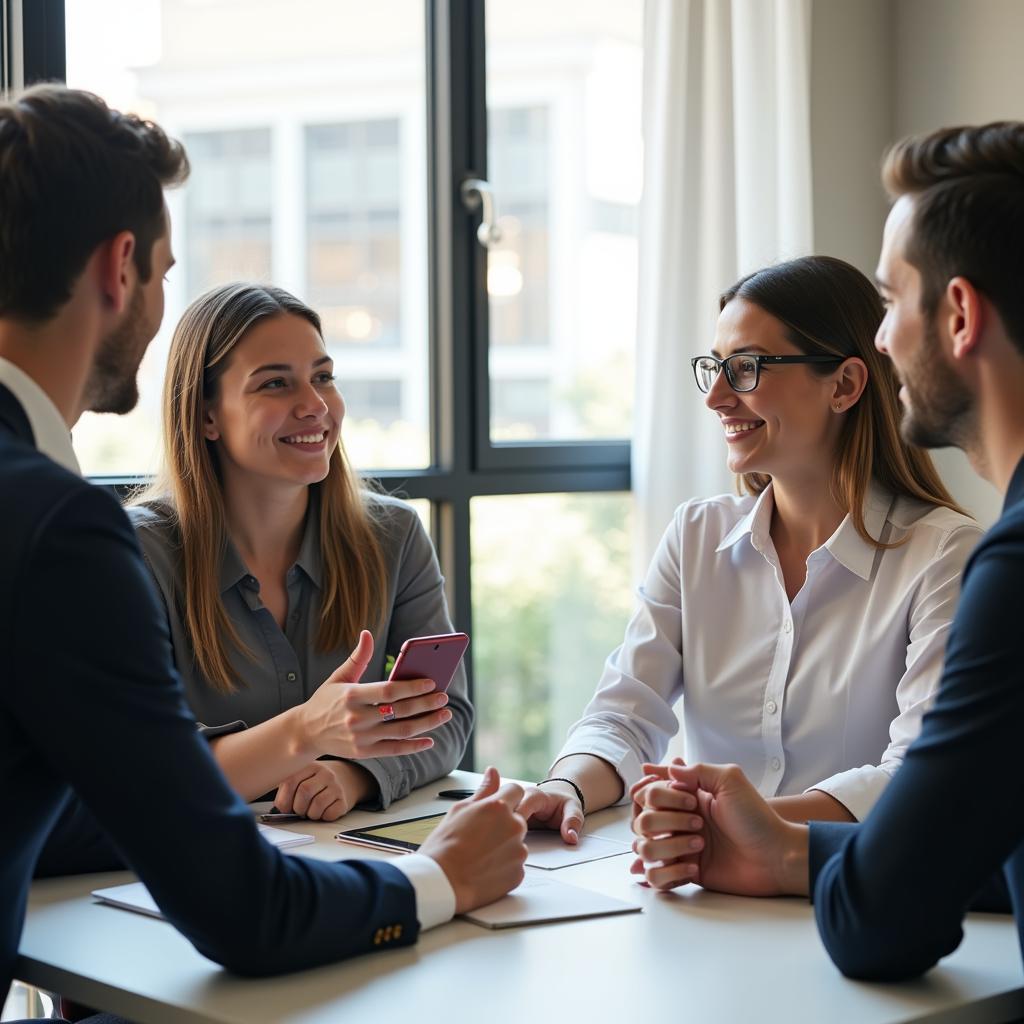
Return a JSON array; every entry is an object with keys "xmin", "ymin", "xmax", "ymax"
[
  {"xmin": 0, "ymin": 382, "xmax": 418, "ymax": 998},
  {"xmin": 808, "ymin": 456, "xmax": 1024, "ymax": 980}
]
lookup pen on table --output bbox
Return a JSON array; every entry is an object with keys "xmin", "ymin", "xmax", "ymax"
[
  {"xmin": 437, "ymin": 789, "xmax": 476, "ymax": 800},
  {"xmin": 258, "ymin": 807, "xmax": 305, "ymax": 822}
]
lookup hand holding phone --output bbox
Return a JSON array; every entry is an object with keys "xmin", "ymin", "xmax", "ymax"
[{"xmin": 388, "ymin": 632, "xmax": 470, "ymax": 694}]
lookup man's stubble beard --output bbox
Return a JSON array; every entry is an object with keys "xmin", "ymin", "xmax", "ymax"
[
  {"xmin": 84, "ymin": 283, "xmax": 152, "ymax": 415},
  {"xmin": 900, "ymin": 316, "xmax": 976, "ymax": 452}
]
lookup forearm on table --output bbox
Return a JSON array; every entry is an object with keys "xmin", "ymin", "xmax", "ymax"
[
  {"xmin": 547, "ymin": 753, "xmax": 625, "ymax": 813},
  {"xmin": 209, "ymin": 707, "xmax": 313, "ymax": 801},
  {"xmin": 769, "ymin": 790, "xmax": 857, "ymax": 824}
]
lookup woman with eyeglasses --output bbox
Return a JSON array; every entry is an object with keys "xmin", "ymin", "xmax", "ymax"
[{"xmin": 516, "ymin": 255, "xmax": 980, "ymax": 842}]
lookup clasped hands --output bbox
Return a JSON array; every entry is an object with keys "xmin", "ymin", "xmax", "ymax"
[{"xmin": 629, "ymin": 758, "xmax": 810, "ymax": 897}]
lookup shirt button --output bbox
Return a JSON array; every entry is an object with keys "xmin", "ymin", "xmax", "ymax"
[
  {"xmin": 766, "ymin": 700, "xmax": 777, "ymax": 715},
  {"xmin": 770, "ymin": 757, "xmax": 782, "ymax": 771},
  {"xmin": 782, "ymin": 619, "xmax": 792, "ymax": 634},
  {"xmin": 286, "ymin": 671, "xmax": 297, "ymax": 683}
]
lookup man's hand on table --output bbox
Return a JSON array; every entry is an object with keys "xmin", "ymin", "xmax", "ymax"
[
  {"xmin": 631, "ymin": 760, "xmax": 810, "ymax": 897},
  {"xmin": 420, "ymin": 766, "xmax": 528, "ymax": 914}
]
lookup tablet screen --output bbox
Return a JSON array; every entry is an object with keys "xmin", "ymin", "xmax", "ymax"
[{"xmin": 336, "ymin": 813, "xmax": 446, "ymax": 852}]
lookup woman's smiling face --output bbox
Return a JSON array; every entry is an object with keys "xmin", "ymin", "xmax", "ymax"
[
  {"xmin": 706, "ymin": 298, "xmax": 844, "ymax": 482},
  {"xmin": 203, "ymin": 312, "xmax": 344, "ymax": 490}
]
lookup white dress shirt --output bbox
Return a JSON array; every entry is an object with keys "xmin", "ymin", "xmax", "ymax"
[
  {"xmin": 0, "ymin": 356, "xmax": 80, "ymax": 473},
  {"xmin": 557, "ymin": 483, "xmax": 981, "ymax": 821},
  {"xmin": 0, "ymin": 356, "xmax": 457, "ymax": 928}
]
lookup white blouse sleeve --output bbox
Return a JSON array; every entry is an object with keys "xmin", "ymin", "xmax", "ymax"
[
  {"xmin": 553, "ymin": 507, "xmax": 687, "ymax": 801},
  {"xmin": 808, "ymin": 522, "xmax": 983, "ymax": 820}
]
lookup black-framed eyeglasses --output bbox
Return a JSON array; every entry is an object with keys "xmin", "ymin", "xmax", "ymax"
[{"xmin": 690, "ymin": 353, "xmax": 844, "ymax": 394}]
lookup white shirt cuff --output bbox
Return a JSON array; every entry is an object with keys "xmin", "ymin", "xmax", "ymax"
[
  {"xmin": 807, "ymin": 765, "xmax": 893, "ymax": 822},
  {"xmin": 555, "ymin": 731, "xmax": 644, "ymax": 807},
  {"xmin": 391, "ymin": 854, "xmax": 456, "ymax": 931}
]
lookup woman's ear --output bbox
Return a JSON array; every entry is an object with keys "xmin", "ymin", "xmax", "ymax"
[
  {"xmin": 830, "ymin": 357, "xmax": 868, "ymax": 414},
  {"xmin": 202, "ymin": 404, "xmax": 220, "ymax": 442}
]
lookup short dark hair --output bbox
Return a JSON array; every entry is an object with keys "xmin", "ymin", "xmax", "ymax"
[
  {"xmin": 882, "ymin": 122, "xmax": 1024, "ymax": 356},
  {"xmin": 0, "ymin": 84, "xmax": 189, "ymax": 322}
]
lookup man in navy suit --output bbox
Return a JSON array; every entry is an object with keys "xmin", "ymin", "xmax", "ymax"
[
  {"xmin": 629, "ymin": 121, "xmax": 1024, "ymax": 981},
  {"xmin": 0, "ymin": 84, "xmax": 528, "ymax": 1017}
]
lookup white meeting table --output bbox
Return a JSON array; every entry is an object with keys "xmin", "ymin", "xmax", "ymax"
[{"xmin": 16, "ymin": 771, "xmax": 1024, "ymax": 1024}]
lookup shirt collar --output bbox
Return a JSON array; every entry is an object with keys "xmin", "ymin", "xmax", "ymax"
[
  {"xmin": 825, "ymin": 482, "xmax": 894, "ymax": 581},
  {"xmin": 715, "ymin": 484, "xmax": 776, "ymax": 554},
  {"xmin": 219, "ymin": 538, "xmax": 250, "ymax": 595},
  {"xmin": 218, "ymin": 494, "xmax": 323, "ymax": 594},
  {"xmin": 0, "ymin": 357, "xmax": 81, "ymax": 475},
  {"xmin": 294, "ymin": 494, "xmax": 323, "ymax": 588},
  {"xmin": 714, "ymin": 479, "xmax": 894, "ymax": 581}
]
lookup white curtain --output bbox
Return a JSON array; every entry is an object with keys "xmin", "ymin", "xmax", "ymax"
[{"xmin": 633, "ymin": 0, "xmax": 814, "ymax": 574}]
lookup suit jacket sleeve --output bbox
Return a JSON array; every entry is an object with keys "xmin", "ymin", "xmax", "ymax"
[
  {"xmin": 808, "ymin": 523, "xmax": 1024, "ymax": 980},
  {"xmin": 11, "ymin": 483, "xmax": 419, "ymax": 975}
]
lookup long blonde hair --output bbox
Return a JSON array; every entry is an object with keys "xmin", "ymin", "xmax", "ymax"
[
  {"xmin": 136, "ymin": 282, "xmax": 387, "ymax": 693},
  {"xmin": 719, "ymin": 256, "xmax": 966, "ymax": 543}
]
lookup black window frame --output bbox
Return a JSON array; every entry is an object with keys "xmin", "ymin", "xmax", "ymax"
[{"xmin": 3, "ymin": 0, "xmax": 632, "ymax": 769}]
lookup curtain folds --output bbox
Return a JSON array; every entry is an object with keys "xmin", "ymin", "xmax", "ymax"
[{"xmin": 633, "ymin": 0, "xmax": 814, "ymax": 573}]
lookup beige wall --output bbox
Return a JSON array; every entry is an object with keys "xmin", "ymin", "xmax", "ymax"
[
  {"xmin": 809, "ymin": 0, "xmax": 892, "ymax": 277},
  {"xmin": 892, "ymin": 0, "xmax": 1023, "ymax": 525},
  {"xmin": 809, "ymin": 0, "xmax": 1019, "ymax": 524}
]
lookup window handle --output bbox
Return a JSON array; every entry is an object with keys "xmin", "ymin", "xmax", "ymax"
[{"xmin": 460, "ymin": 177, "xmax": 503, "ymax": 248}]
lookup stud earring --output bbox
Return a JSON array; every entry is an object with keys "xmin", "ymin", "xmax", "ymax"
[{"xmin": 833, "ymin": 403, "xmax": 842, "ymax": 412}]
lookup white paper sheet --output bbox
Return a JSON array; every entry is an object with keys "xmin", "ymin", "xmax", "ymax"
[
  {"xmin": 463, "ymin": 874, "xmax": 641, "ymax": 929},
  {"xmin": 524, "ymin": 831, "xmax": 631, "ymax": 869},
  {"xmin": 256, "ymin": 822, "xmax": 315, "ymax": 849},
  {"xmin": 92, "ymin": 882, "xmax": 162, "ymax": 919}
]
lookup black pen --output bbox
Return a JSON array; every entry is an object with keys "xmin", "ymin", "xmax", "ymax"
[{"xmin": 258, "ymin": 807, "xmax": 304, "ymax": 823}]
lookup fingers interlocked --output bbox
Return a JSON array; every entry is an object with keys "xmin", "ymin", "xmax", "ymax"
[{"xmin": 632, "ymin": 779, "xmax": 705, "ymax": 889}]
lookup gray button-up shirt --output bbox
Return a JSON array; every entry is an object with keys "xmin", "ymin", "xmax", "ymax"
[{"xmin": 127, "ymin": 493, "xmax": 472, "ymax": 808}]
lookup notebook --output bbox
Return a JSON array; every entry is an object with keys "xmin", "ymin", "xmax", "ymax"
[
  {"xmin": 463, "ymin": 874, "xmax": 642, "ymax": 928},
  {"xmin": 256, "ymin": 822, "xmax": 316, "ymax": 849},
  {"xmin": 93, "ymin": 874, "xmax": 643, "ymax": 931},
  {"xmin": 91, "ymin": 825, "xmax": 314, "ymax": 920}
]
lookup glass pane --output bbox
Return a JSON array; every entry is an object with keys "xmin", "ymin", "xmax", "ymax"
[
  {"xmin": 486, "ymin": 1, "xmax": 643, "ymax": 442},
  {"xmin": 471, "ymin": 493, "xmax": 634, "ymax": 780},
  {"xmin": 65, "ymin": 0, "xmax": 429, "ymax": 475}
]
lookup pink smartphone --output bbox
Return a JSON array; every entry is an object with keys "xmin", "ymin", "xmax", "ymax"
[{"xmin": 387, "ymin": 632, "xmax": 470, "ymax": 694}]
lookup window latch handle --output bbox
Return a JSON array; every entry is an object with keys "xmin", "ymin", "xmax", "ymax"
[{"xmin": 460, "ymin": 177, "xmax": 503, "ymax": 248}]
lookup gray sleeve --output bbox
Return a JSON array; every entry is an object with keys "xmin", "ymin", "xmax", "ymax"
[
  {"xmin": 127, "ymin": 504, "xmax": 246, "ymax": 744},
  {"xmin": 352, "ymin": 506, "xmax": 473, "ymax": 807}
]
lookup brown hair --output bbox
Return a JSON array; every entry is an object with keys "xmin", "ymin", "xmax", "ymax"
[
  {"xmin": 720, "ymin": 256, "xmax": 965, "ymax": 544},
  {"xmin": 0, "ymin": 84, "xmax": 189, "ymax": 321},
  {"xmin": 882, "ymin": 121, "xmax": 1024, "ymax": 356},
  {"xmin": 136, "ymin": 283, "xmax": 387, "ymax": 693}
]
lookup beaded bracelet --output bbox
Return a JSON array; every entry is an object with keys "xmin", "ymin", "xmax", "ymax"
[{"xmin": 537, "ymin": 776, "xmax": 586, "ymax": 816}]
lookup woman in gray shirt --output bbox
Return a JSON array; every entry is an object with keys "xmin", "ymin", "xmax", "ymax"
[{"xmin": 129, "ymin": 282, "xmax": 471, "ymax": 820}]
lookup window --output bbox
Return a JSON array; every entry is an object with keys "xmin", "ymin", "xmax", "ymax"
[
  {"xmin": 472, "ymin": 492, "xmax": 634, "ymax": 781},
  {"xmin": 185, "ymin": 129, "xmax": 274, "ymax": 297},
  {"xmin": 21, "ymin": 0, "xmax": 643, "ymax": 777},
  {"xmin": 63, "ymin": 0, "xmax": 430, "ymax": 474},
  {"xmin": 306, "ymin": 120, "xmax": 402, "ymax": 350}
]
